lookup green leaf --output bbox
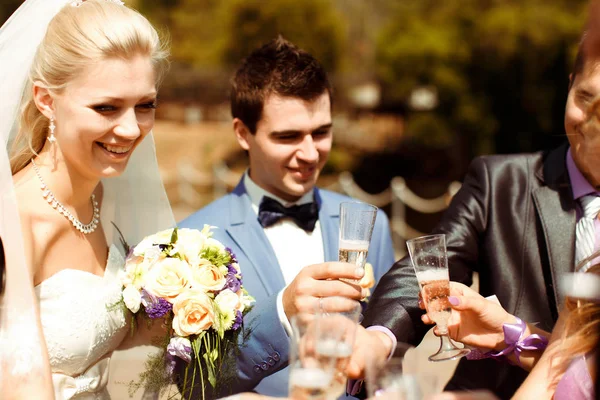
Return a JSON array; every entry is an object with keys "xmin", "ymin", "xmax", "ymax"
[{"xmin": 170, "ymin": 227, "xmax": 179, "ymax": 244}]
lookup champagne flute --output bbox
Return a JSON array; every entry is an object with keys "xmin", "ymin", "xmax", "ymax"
[
  {"xmin": 406, "ymin": 234, "xmax": 470, "ymax": 362},
  {"xmin": 338, "ymin": 201, "xmax": 377, "ymax": 283},
  {"xmin": 289, "ymin": 313, "xmax": 335, "ymax": 400},
  {"xmin": 314, "ymin": 297, "xmax": 362, "ymax": 399},
  {"xmin": 366, "ymin": 344, "xmax": 425, "ymax": 400}
]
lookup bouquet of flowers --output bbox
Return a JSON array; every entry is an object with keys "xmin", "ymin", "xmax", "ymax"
[{"xmin": 119, "ymin": 225, "xmax": 254, "ymax": 399}]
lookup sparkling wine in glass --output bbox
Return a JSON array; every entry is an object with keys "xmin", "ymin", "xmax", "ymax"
[
  {"xmin": 289, "ymin": 314, "xmax": 335, "ymax": 400},
  {"xmin": 314, "ymin": 297, "xmax": 362, "ymax": 399},
  {"xmin": 407, "ymin": 234, "xmax": 470, "ymax": 362},
  {"xmin": 289, "ymin": 367, "xmax": 332, "ymax": 400},
  {"xmin": 338, "ymin": 201, "xmax": 377, "ymax": 283}
]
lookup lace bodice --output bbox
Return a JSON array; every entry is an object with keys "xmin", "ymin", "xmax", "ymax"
[{"xmin": 35, "ymin": 244, "xmax": 130, "ymax": 399}]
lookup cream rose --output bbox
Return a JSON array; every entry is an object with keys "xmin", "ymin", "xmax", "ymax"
[
  {"xmin": 191, "ymin": 260, "xmax": 226, "ymax": 292},
  {"xmin": 123, "ymin": 285, "xmax": 142, "ymax": 313},
  {"xmin": 145, "ymin": 257, "xmax": 192, "ymax": 303},
  {"xmin": 172, "ymin": 290, "xmax": 215, "ymax": 336}
]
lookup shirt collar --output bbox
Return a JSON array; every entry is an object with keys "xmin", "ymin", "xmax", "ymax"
[
  {"xmin": 243, "ymin": 170, "xmax": 315, "ymax": 209},
  {"xmin": 566, "ymin": 147, "xmax": 600, "ymax": 200}
]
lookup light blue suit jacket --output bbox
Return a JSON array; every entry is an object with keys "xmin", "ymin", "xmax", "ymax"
[{"xmin": 178, "ymin": 178, "xmax": 395, "ymax": 397}]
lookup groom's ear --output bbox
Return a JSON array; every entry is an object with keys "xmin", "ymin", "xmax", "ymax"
[
  {"xmin": 32, "ymin": 81, "xmax": 55, "ymax": 119},
  {"xmin": 233, "ymin": 118, "xmax": 252, "ymax": 151}
]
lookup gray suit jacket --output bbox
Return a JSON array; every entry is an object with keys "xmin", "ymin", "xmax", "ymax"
[
  {"xmin": 179, "ymin": 178, "xmax": 395, "ymax": 397},
  {"xmin": 363, "ymin": 143, "xmax": 575, "ymax": 399}
]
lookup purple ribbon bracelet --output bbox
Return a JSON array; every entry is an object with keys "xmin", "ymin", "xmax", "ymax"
[{"xmin": 466, "ymin": 317, "xmax": 549, "ymax": 367}]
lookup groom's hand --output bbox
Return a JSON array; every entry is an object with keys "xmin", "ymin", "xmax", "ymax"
[{"xmin": 282, "ymin": 262, "xmax": 366, "ymax": 319}]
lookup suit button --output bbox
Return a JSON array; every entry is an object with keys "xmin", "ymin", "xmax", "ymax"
[
  {"xmin": 260, "ymin": 362, "xmax": 269, "ymax": 370},
  {"xmin": 272, "ymin": 351, "xmax": 281, "ymax": 361},
  {"xmin": 253, "ymin": 365, "xmax": 262, "ymax": 373},
  {"xmin": 266, "ymin": 357, "xmax": 276, "ymax": 366}
]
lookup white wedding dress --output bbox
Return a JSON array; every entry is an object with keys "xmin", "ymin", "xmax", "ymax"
[{"xmin": 35, "ymin": 244, "xmax": 130, "ymax": 399}]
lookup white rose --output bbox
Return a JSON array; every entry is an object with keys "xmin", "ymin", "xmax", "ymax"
[
  {"xmin": 145, "ymin": 257, "xmax": 192, "ymax": 302},
  {"xmin": 123, "ymin": 285, "xmax": 142, "ymax": 313},
  {"xmin": 214, "ymin": 289, "xmax": 240, "ymax": 313}
]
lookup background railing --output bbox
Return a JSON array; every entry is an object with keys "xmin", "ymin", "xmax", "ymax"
[{"xmin": 163, "ymin": 162, "xmax": 461, "ymax": 257}]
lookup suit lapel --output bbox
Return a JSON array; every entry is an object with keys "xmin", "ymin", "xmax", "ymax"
[
  {"xmin": 316, "ymin": 189, "xmax": 340, "ymax": 262},
  {"xmin": 533, "ymin": 143, "xmax": 576, "ymax": 308},
  {"xmin": 226, "ymin": 180, "xmax": 284, "ymax": 295}
]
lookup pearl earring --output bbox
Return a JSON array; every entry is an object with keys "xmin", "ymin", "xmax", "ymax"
[{"xmin": 48, "ymin": 116, "xmax": 56, "ymax": 144}]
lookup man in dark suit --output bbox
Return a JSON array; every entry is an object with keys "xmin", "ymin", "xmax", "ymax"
[{"xmin": 351, "ymin": 36, "xmax": 600, "ymax": 399}]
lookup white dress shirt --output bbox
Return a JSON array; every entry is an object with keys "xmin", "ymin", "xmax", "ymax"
[{"xmin": 244, "ymin": 172, "xmax": 325, "ymax": 334}]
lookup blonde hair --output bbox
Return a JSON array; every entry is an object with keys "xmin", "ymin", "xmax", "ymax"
[{"xmin": 9, "ymin": 0, "xmax": 169, "ymax": 174}]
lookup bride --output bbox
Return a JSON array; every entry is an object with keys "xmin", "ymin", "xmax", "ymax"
[{"xmin": 0, "ymin": 0, "xmax": 175, "ymax": 398}]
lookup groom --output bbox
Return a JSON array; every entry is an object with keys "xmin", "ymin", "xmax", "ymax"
[{"xmin": 179, "ymin": 36, "xmax": 395, "ymax": 396}]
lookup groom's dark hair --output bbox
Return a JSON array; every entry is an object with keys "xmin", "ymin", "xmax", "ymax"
[{"xmin": 230, "ymin": 35, "xmax": 333, "ymax": 135}]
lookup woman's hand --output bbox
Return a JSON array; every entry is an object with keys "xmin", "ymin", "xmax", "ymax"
[{"xmin": 421, "ymin": 282, "xmax": 516, "ymax": 351}]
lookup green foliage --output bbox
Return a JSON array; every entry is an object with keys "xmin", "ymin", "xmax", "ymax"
[
  {"xmin": 199, "ymin": 246, "xmax": 232, "ymax": 268},
  {"xmin": 375, "ymin": 0, "xmax": 588, "ymax": 155},
  {"xmin": 138, "ymin": 0, "xmax": 346, "ymax": 71}
]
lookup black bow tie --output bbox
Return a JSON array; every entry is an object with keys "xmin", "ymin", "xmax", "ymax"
[{"xmin": 258, "ymin": 196, "xmax": 319, "ymax": 232}]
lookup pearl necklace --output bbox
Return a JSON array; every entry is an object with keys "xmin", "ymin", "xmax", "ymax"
[{"xmin": 31, "ymin": 159, "xmax": 100, "ymax": 234}]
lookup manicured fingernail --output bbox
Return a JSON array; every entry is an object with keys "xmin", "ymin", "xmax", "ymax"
[
  {"xmin": 355, "ymin": 267, "xmax": 365, "ymax": 277},
  {"xmin": 449, "ymin": 296, "xmax": 459, "ymax": 306}
]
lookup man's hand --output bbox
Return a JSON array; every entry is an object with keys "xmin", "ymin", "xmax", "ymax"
[
  {"xmin": 421, "ymin": 282, "xmax": 515, "ymax": 351},
  {"xmin": 345, "ymin": 327, "xmax": 393, "ymax": 380},
  {"xmin": 282, "ymin": 262, "xmax": 366, "ymax": 319}
]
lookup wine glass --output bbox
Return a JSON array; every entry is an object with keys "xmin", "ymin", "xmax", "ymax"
[
  {"xmin": 365, "ymin": 343, "xmax": 438, "ymax": 400},
  {"xmin": 406, "ymin": 234, "xmax": 470, "ymax": 362},
  {"xmin": 338, "ymin": 201, "xmax": 377, "ymax": 283},
  {"xmin": 289, "ymin": 313, "xmax": 336, "ymax": 400},
  {"xmin": 314, "ymin": 297, "xmax": 362, "ymax": 399}
]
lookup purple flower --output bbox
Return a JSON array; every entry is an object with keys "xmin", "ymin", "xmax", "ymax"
[
  {"xmin": 165, "ymin": 336, "xmax": 192, "ymax": 379},
  {"xmin": 167, "ymin": 336, "xmax": 192, "ymax": 363},
  {"xmin": 232, "ymin": 310, "xmax": 243, "ymax": 331},
  {"xmin": 141, "ymin": 289, "xmax": 172, "ymax": 319},
  {"xmin": 227, "ymin": 264, "xmax": 238, "ymax": 275},
  {"xmin": 224, "ymin": 272, "xmax": 241, "ymax": 293},
  {"xmin": 225, "ymin": 247, "xmax": 238, "ymax": 263}
]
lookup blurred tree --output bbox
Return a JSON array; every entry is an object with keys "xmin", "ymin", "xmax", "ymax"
[
  {"xmin": 138, "ymin": 0, "xmax": 346, "ymax": 72},
  {"xmin": 375, "ymin": 0, "xmax": 587, "ymax": 161}
]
